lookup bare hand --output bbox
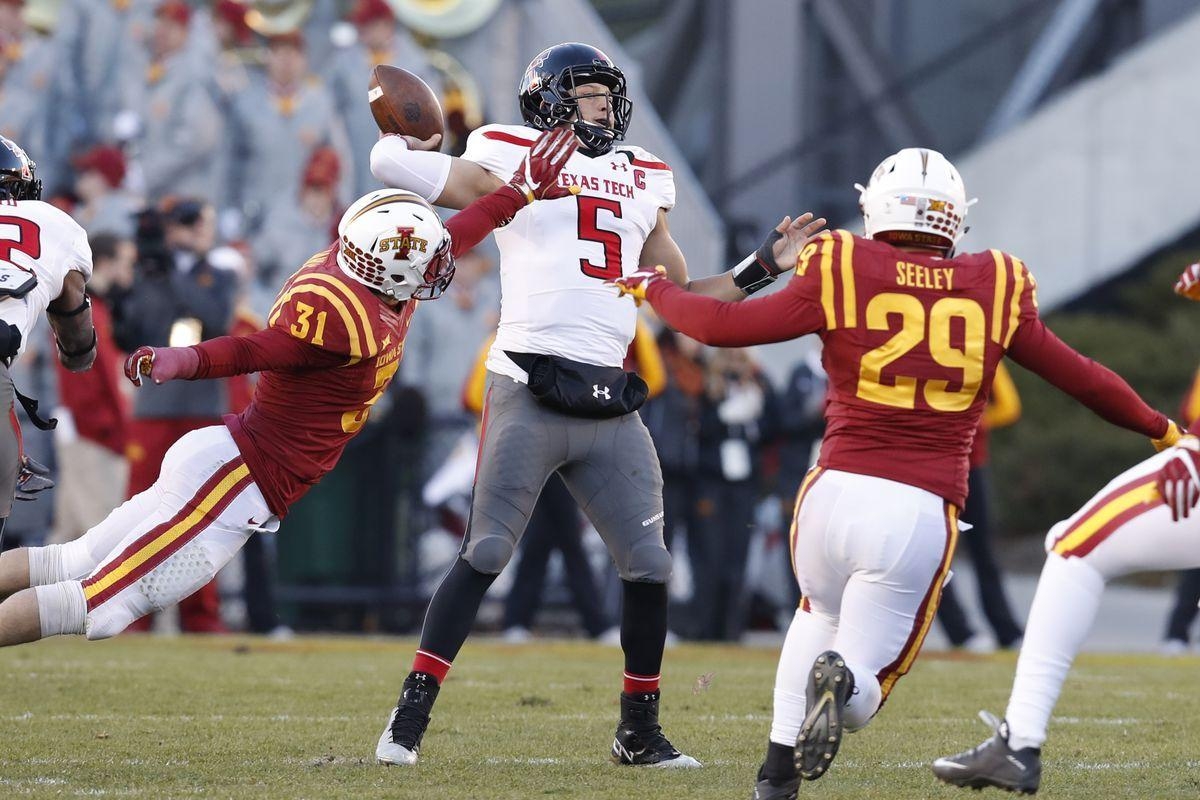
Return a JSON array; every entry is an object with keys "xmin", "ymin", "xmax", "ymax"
[
  {"xmin": 769, "ymin": 213, "xmax": 827, "ymax": 273},
  {"xmin": 399, "ymin": 132, "xmax": 442, "ymax": 152}
]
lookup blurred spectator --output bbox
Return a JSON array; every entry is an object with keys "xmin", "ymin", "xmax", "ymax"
[
  {"xmin": 208, "ymin": 0, "xmax": 254, "ymax": 219},
  {"xmin": 71, "ymin": 144, "xmax": 140, "ymax": 237},
  {"xmin": 111, "ymin": 199, "xmax": 236, "ymax": 634},
  {"xmin": 250, "ymin": 145, "xmax": 342, "ymax": 315},
  {"xmin": 116, "ymin": 1, "xmax": 222, "ymax": 203},
  {"xmin": 500, "ymin": 475, "xmax": 616, "ymax": 643},
  {"xmin": 54, "ymin": 0, "xmax": 163, "ymax": 146},
  {"xmin": 212, "ymin": 0, "xmax": 253, "ymax": 62},
  {"xmin": 228, "ymin": 31, "xmax": 351, "ymax": 235},
  {"xmin": 690, "ymin": 347, "xmax": 778, "ymax": 641},
  {"xmin": 326, "ymin": 0, "xmax": 439, "ymax": 197},
  {"xmin": 403, "ymin": 246, "xmax": 499, "ymax": 473},
  {"xmin": 49, "ymin": 232, "xmax": 135, "ymax": 545},
  {"xmin": 1162, "ymin": 365, "xmax": 1200, "ymax": 654},
  {"xmin": 0, "ymin": 1, "xmax": 63, "ymax": 190},
  {"xmin": 642, "ymin": 329, "xmax": 706, "ymax": 554},
  {"xmin": 0, "ymin": 0, "xmax": 19, "ymax": 37},
  {"xmin": 936, "ymin": 360, "xmax": 1025, "ymax": 651},
  {"xmin": 768, "ymin": 350, "xmax": 827, "ymax": 613}
]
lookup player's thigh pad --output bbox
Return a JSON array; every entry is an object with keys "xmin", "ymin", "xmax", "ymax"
[
  {"xmin": 1045, "ymin": 449, "xmax": 1200, "ymax": 579},
  {"xmin": 80, "ymin": 426, "xmax": 277, "ymax": 640},
  {"xmin": 461, "ymin": 375, "xmax": 568, "ymax": 574},
  {"xmin": 559, "ymin": 410, "xmax": 669, "ymax": 582}
]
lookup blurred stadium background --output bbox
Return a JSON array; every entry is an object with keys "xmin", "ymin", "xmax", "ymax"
[{"xmin": 6, "ymin": 0, "xmax": 1200, "ymax": 650}]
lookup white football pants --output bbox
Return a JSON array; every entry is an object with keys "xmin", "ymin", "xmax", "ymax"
[
  {"xmin": 31, "ymin": 426, "xmax": 278, "ymax": 639},
  {"xmin": 1005, "ymin": 448, "xmax": 1197, "ymax": 749},
  {"xmin": 770, "ymin": 468, "xmax": 958, "ymax": 746}
]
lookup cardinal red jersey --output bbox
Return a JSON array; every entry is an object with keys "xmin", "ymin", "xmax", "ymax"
[
  {"xmin": 791, "ymin": 231, "xmax": 1036, "ymax": 507},
  {"xmin": 223, "ymin": 247, "xmax": 415, "ymax": 515}
]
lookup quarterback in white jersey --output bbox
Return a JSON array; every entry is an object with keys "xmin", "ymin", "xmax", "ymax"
[
  {"xmin": 0, "ymin": 137, "xmax": 96, "ymax": 539},
  {"xmin": 369, "ymin": 42, "xmax": 825, "ymax": 771},
  {"xmin": 462, "ymin": 122, "xmax": 675, "ymax": 378}
]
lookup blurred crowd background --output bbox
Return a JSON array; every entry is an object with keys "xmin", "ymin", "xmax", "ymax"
[{"xmin": 6, "ymin": 0, "xmax": 1200, "ymax": 648}]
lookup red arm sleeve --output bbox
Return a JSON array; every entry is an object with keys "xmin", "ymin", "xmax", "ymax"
[
  {"xmin": 645, "ymin": 278, "xmax": 826, "ymax": 347},
  {"xmin": 1006, "ymin": 318, "xmax": 1168, "ymax": 438},
  {"xmin": 445, "ymin": 185, "xmax": 526, "ymax": 257},
  {"xmin": 187, "ymin": 327, "xmax": 345, "ymax": 379}
]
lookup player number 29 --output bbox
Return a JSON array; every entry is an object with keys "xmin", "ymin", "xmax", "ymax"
[{"xmin": 856, "ymin": 293, "xmax": 985, "ymax": 412}]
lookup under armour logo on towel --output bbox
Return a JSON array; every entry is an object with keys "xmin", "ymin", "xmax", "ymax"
[{"xmin": 593, "ymin": 384, "xmax": 611, "ymax": 400}]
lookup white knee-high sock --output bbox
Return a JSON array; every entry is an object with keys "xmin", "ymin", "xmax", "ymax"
[
  {"xmin": 842, "ymin": 663, "xmax": 882, "ymax": 731},
  {"xmin": 770, "ymin": 607, "xmax": 837, "ymax": 745},
  {"xmin": 1005, "ymin": 553, "xmax": 1105, "ymax": 750}
]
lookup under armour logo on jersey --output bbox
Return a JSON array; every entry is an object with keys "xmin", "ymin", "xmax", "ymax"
[
  {"xmin": 611, "ymin": 161, "xmax": 629, "ymax": 172},
  {"xmin": 593, "ymin": 385, "xmax": 611, "ymax": 400}
]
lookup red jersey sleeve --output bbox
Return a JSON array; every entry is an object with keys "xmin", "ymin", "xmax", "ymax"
[
  {"xmin": 190, "ymin": 327, "xmax": 344, "ymax": 379},
  {"xmin": 1007, "ymin": 319, "xmax": 1167, "ymax": 438},
  {"xmin": 445, "ymin": 186, "xmax": 527, "ymax": 257},
  {"xmin": 644, "ymin": 231, "xmax": 837, "ymax": 347},
  {"xmin": 267, "ymin": 269, "xmax": 382, "ymax": 364}
]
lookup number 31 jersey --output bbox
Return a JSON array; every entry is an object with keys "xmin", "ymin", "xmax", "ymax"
[
  {"xmin": 0, "ymin": 200, "xmax": 92, "ymax": 358},
  {"xmin": 224, "ymin": 246, "xmax": 416, "ymax": 516},
  {"xmin": 796, "ymin": 231, "xmax": 1038, "ymax": 506},
  {"xmin": 461, "ymin": 124, "xmax": 675, "ymax": 381}
]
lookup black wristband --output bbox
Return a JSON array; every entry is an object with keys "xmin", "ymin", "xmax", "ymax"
[
  {"xmin": 730, "ymin": 229, "xmax": 786, "ymax": 295},
  {"xmin": 48, "ymin": 293, "xmax": 91, "ymax": 318}
]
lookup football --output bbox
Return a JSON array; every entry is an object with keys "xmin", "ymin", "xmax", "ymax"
[{"xmin": 368, "ymin": 65, "xmax": 445, "ymax": 143}]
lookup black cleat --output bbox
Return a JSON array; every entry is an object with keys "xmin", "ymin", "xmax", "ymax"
[
  {"xmin": 751, "ymin": 764, "xmax": 799, "ymax": 799},
  {"xmin": 931, "ymin": 711, "xmax": 1041, "ymax": 795},
  {"xmin": 611, "ymin": 691, "xmax": 701, "ymax": 768},
  {"xmin": 795, "ymin": 650, "xmax": 854, "ymax": 781},
  {"xmin": 376, "ymin": 671, "xmax": 440, "ymax": 766}
]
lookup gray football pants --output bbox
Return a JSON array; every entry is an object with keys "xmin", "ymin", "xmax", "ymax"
[
  {"xmin": 461, "ymin": 372, "xmax": 671, "ymax": 583},
  {"xmin": 0, "ymin": 363, "xmax": 16, "ymax": 519}
]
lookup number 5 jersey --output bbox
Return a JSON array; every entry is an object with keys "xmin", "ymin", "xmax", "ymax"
[{"xmin": 461, "ymin": 124, "xmax": 675, "ymax": 381}]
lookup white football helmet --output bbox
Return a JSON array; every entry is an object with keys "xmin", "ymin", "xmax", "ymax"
[
  {"xmin": 336, "ymin": 189, "xmax": 454, "ymax": 300},
  {"xmin": 855, "ymin": 148, "xmax": 976, "ymax": 252}
]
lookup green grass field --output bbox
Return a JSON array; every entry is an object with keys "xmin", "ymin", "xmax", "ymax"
[{"xmin": 2, "ymin": 636, "xmax": 1199, "ymax": 799}]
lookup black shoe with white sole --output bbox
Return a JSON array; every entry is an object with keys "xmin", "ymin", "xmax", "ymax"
[
  {"xmin": 795, "ymin": 650, "xmax": 854, "ymax": 781},
  {"xmin": 611, "ymin": 691, "xmax": 701, "ymax": 768},
  {"xmin": 376, "ymin": 671, "xmax": 440, "ymax": 766},
  {"xmin": 931, "ymin": 711, "xmax": 1042, "ymax": 795}
]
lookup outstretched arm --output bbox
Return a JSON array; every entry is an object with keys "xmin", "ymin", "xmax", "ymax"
[
  {"xmin": 125, "ymin": 327, "xmax": 342, "ymax": 386},
  {"xmin": 638, "ymin": 275, "xmax": 826, "ymax": 348},
  {"xmin": 370, "ymin": 133, "xmax": 502, "ymax": 210},
  {"xmin": 648, "ymin": 212, "xmax": 827, "ymax": 301},
  {"xmin": 1006, "ymin": 319, "xmax": 1172, "ymax": 441}
]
